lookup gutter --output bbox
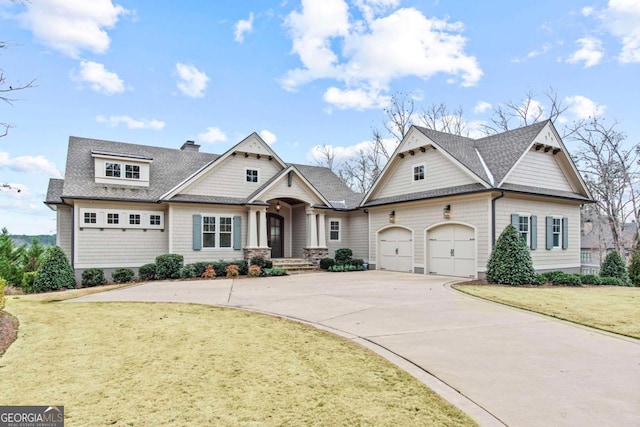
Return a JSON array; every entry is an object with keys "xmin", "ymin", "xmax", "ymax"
[{"xmin": 491, "ymin": 191, "xmax": 505, "ymax": 247}]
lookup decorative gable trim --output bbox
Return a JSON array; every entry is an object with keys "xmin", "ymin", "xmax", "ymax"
[{"xmin": 247, "ymin": 165, "xmax": 332, "ymax": 207}]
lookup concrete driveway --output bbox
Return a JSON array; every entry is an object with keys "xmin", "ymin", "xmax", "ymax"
[{"xmin": 72, "ymin": 271, "xmax": 640, "ymax": 427}]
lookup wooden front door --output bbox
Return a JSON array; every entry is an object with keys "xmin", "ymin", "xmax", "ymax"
[{"xmin": 267, "ymin": 213, "xmax": 284, "ymax": 258}]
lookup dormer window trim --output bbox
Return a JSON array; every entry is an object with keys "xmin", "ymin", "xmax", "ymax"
[{"xmin": 104, "ymin": 162, "xmax": 142, "ymax": 180}]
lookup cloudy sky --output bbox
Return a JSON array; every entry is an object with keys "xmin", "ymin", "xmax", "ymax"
[{"xmin": 0, "ymin": 0, "xmax": 638, "ymax": 234}]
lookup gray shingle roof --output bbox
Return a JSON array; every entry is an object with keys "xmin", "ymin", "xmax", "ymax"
[
  {"xmin": 363, "ymin": 184, "xmax": 487, "ymax": 207},
  {"xmin": 45, "ymin": 178, "xmax": 64, "ymax": 204},
  {"xmin": 499, "ymin": 183, "xmax": 591, "ymax": 202},
  {"xmin": 290, "ymin": 164, "xmax": 364, "ymax": 209}
]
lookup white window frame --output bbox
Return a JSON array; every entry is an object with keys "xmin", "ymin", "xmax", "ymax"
[
  {"xmin": 412, "ymin": 163, "xmax": 425, "ymax": 181},
  {"xmin": 84, "ymin": 212, "xmax": 97, "ymax": 224},
  {"xmin": 552, "ymin": 216, "xmax": 562, "ymax": 248},
  {"xmin": 149, "ymin": 214, "xmax": 161, "ymax": 226},
  {"xmin": 581, "ymin": 251, "xmax": 591, "ymax": 262},
  {"xmin": 107, "ymin": 213, "xmax": 119, "ymax": 225},
  {"xmin": 129, "ymin": 214, "xmax": 141, "ymax": 225},
  {"xmin": 105, "ymin": 162, "xmax": 121, "ymax": 178},
  {"xmin": 125, "ymin": 164, "xmax": 140, "ymax": 180},
  {"xmin": 78, "ymin": 208, "xmax": 164, "ymax": 230},
  {"xmin": 245, "ymin": 168, "xmax": 259, "ymax": 183},
  {"xmin": 517, "ymin": 213, "xmax": 531, "ymax": 247},
  {"xmin": 329, "ymin": 218, "xmax": 341, "ymax": 242},
  {"xmin": 202, "ymin": 215, "xmax": 234, "ymax": 249}
]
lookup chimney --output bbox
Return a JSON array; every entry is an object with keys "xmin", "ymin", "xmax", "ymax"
[{"xmin": 180, "ymin": 140, "xmax": 200, "ymax": 152}]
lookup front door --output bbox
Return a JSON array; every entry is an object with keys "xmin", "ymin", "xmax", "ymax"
[{"xmin": 267, "ymin": 213, "xmax": 284, "ymax": 258}]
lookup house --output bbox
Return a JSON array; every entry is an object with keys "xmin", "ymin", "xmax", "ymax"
[{"xmin": 46, "ymin": 120, "xmax": 592, "ymax": 280}]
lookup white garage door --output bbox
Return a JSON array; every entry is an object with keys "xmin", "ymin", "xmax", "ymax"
[
  {"xmin": 379, "ymin": 227, "xmax": 413, "ymax": 272},
  {"xmin": 428, "ymin": 225, "xmax": 475, "ymax": 277}
]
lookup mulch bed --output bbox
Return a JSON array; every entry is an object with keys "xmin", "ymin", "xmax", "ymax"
[{"xmin": 0, "ymin": 311, "xmax": 19, "ymax": 358}]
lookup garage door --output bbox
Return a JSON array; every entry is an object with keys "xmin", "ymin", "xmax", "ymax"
[
  {"xmin": 379, "ymin": 227, "xmax": 413, "ymax": 272},
  {"xmin": 428, "ymin": 225, "xmax": 475, "ymax": 277}
]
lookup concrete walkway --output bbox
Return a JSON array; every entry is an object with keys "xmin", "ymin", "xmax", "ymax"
[{"xmin": 72, "ymin": 271, "xmax": 640, "ymax": 427}]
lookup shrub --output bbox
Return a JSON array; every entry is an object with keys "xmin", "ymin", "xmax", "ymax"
[
  {"xmin": 112, "ymin": 268, "xmax": 135, "ymax": 283},
  {"xmin": 213, "ymin": 262, "xmax": 229, "ymax": 277},
  {"xmin": 628, "ymin": 235, "xmax": 640, "ymax": 287},
  {"xmin": 533, "ymin": 274, "xmax": 548, "ymax": 286},
  {"xmin": 236, "ymin": 260, "xmax": 248, "ymax": 276},
  {"xmin": 21, "ymin": 271, "xmax": 37, "ymax": 294},
  {"xmin": 319, "ymin": 257, "xmax": 335, "ymax": 270},
  {"xmin": 263, "ymin": 267, "xmax": 287, "ymax": 276},
  {"xmin": 348, "ymin": 258, "xmax": 364, "ymax": 267},
  {"xmin": 329, "ymin": 264, "xmax": 344, "ymax": 272},
  {"xmin": 486, "ymin": 224, "xmax": 536, "ymax": 285},
  {"xmin": 248, "ymin": 265, "xmax": 261, "ymax": 277},
  {"xmin": 542, "ymin": 271, "xmax": 568, "ymax": 283},
  {"xmin": 139, "ymin": 263, "xmax": 157, "ymax": 281},
  {"xmin": 553, "ymin": 274, "xmax": 582, "ymax": 286},
  {"xmin": 225, "ymin": 264, "xmax": 239, "ymax": 278},
  {"xmin": 33, "ymin": 246, "xmax": 76, "ymax": 293},
  {"xmin": 0, "ymin": 277, "xmax": 6, "ymax": 311},
  {"xmin": 0, "ymin": 228, "xmax": 26, "ymax": 286},
  {"xmin": 600, "ymin": 251, "xmax": 630, "ymax": 286},
  {"xmin": 82, "ymin": 268, "xmax": 107, "ymax": 288},
  {"xmin": 202, "ymin": 264, "xmax": 216, "ymax": 279},
  {"xmin": 179, "ymin": 264, "xmax": 197, "ymax": 279},
  {"xmin": 155, "ymin": 254, "xmax": 184, "ymax": 280},
  {"xmin": 250, "ymin": 257, "xmax": 268, "ymax": 268},
  {"xmin": 335, "ymin": 248, "xmax": 353, "ymax": 265},
  {"xmin": 600, "ymin": 276, "xmax": 624, "ymax": 286},
  {"xmin": 581, "ymin": 274, "xmax": 602, "ymax": 285}
]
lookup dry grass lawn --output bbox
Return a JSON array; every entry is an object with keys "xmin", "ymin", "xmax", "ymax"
[
  {"xmin": 455, "ymin": 285, "xmax": 640, "ymax": 339},
  {"xmin": 0, "ymin": 289, "xmax": 476, "ymax": 426}
]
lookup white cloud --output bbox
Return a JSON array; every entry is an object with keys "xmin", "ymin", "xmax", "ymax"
[
  {"xmin": 96, "ymin": 115, "xmax": 165, "ymax": 130},
  {"xmin": 72, "ymin": 61, "xmax": 125, "ymax": 94},
  {"xmin": 473, "ymin": 101, "xmax": 492, "ymax": 114},
  {"xmin": 564, "ymin": 95, "xmax": 606, "ymax": 119},
  {"xmin": 0, "ymin": 151, "xmax": 62, "ymax": 178},
  {"xmin": 581, "ymin": 6, "xmax": 595, "ymax": 16},
  {"xmin": 566, "ymin": 37, "xmax": 604, "ymax": 67},
  {"xmin": 599, "ymin": 0, "xmax": 640, "ymax": 63},
  {"xmin": 196, "ymin": 127, "xmax": 227, "ymax": 144},
  {"xmin": 309, "ymin": 137, "xmax": 396, "ymax": 165},
  {"xmin": 175, "ymin": 63, "xmax": 210, "ymax": 98},
  {"xmin": 17, "ymin": 0, "xmax": 129, "ymax": 58},
  {"xmin": 234, "ymin": 12, "xmax": 254, "ymax": 43},
  {"xmin": 282, "ymin": 1, "xmax": 481, "ymax": 110},
  {"xmin": 259, "ymin": 130, "xmax": 277, "ymax": 145}
]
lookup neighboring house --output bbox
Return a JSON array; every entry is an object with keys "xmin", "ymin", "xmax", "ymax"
[
  {"xmin": 580, "ymin": 213, "xmax": 638, "ymax": 275},
  {"xmin": 46, "ymin": 120, "xmax": 592, "ymax": 280}
]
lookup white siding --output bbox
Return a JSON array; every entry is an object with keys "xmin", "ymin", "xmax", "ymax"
[
  {"xmin": 57, "ymin": 206, "xmax": 73, "ymax": 260},
  {"xmin": 325, "ymin": 212, "xmax": 349, "ymax": 257},
  {"xmin": 505, "ymin": 149, "xmax": 574, "ymax": 191},
  {"xmin": 495, "ymin": 196, "xmax": 581, "ymax": 270},
  {"xmin": 169, "ymin": 203, "xmax": 246, "ymax": 264},
  {"xmin": 74, "ymin": 201, "xmax": 168, "ymax": 268},
  {"xmin": 182, "ymin": 156, "xmax": 282, "ymax": 198},
  {"xmin": 374, "ymin": 149, "xmax": 476, "ymax": 200},
  {"xmin": 261, "ymin": 174, "xmax": 324, "ymax": 205},
  {"xmin": 368, "ymin": 195, "xmax": 490, "ymax": 275},
  {"xmin": 344, "ymin": 211, "xmax": 369, "ymax": 261}
]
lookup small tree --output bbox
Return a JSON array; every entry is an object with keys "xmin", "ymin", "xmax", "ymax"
[
  {"xmin": 22, "ymin": 237, "xmax": 46, "ymax": 272},
  {"xmin": 33, "ymin": 246, "xmax": 76, "ymax": 292},
  {"xmin": 486, "ymin": 224, "xmax": 536, "ymax": 285},
  {"xmin": 0, "ymin": 228, "xmax": 26, "ymax": 286},
  {"xmin": 628, "ymin": 236, "xmax": 640, "ymax": 287},
  {"xmin": 600, "ymin": 251, "xmax": 631, "ymax": 286}
]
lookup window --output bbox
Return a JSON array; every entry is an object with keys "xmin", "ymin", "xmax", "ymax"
[
  {"xmin": 84, "ymin": 212, "xmax": 96, "ymax": 224},
  {"xmin": 581, "ymin": 251, "xmax": 591, "ymax": 262},
  {"xmin": 105, "ymin": 162, "xmax": 121, "ymax": 177},
  {"xmin": 150, "ymin": 215, "xmax": 161, "ymax": 226},
  {"xmin": 552, "ymin": 218, "xmax": 562, "ymax": 248},
  {"xmin": 129, "ymin": 214, "xmax": 141, "ymax": 225},
  {"xmin": 202, "ymin": 215, "xmax": 232, "ymax": 248},
  {"xmin": 203, "ymin": 216, "xmax": 216, "ymax": 248},
  {"xmin": 125, "ymin": 164, "xmax": 140, "ymax": 179},
  {"xmin": 107, "ymin": 213, "xmax": 119, "ymax": 224},
  {"xmin": 329, "ymin": 219, "xmax": 341, "ymax": 241},
  {"xmin": 219, "ymin": 217, "xmax": 232, "ymax": 248},
  {"xmin": 413, "ymin": 164, "xmax": 425, "ymax": 181},
  {"xmin": 246, "ymin": 169, "xmax": 258, "ymax": 183},
  {"xmin": 518, "ymin": 216, "xmax": 530, "ymax": 245}
]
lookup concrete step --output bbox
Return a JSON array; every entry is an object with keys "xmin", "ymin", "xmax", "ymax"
[{"xmin": 270, "ymin": 258, "xmax": 318, "ymax": 274}]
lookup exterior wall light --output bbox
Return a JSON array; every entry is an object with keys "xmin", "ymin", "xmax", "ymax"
[
  {"xmin": 389, "ymin": 210, "xmax": 396, "ymax": 223},
  {"xmin": 275, "ymin": 201, "xmax": 281, "ymax": 212},
  {"xmin": 443, "ymin": 205, "xmax": 451, "ymax": 219}
]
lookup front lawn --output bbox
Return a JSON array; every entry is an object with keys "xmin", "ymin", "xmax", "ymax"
[
  {"xmin": 455, "ymin": 285, "xmax": 640, "ymax": 339},
  {"xmin": 0, "ymin": 290, "xmax": 476, "ymax": 426}
]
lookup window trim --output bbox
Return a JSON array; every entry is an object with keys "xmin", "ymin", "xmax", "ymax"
[
  {"xmin": 78, "ymin": 208, "xmax": 164, "ymax": 230},
  {"xmin": 517, "ymin": 214, "xmax": 531, "ymax": 247},
  {"xmin": 412, "ymin": 163, "xmax": 425, "ymax": 181},
  {"xmin": 105, "ymin": 161, "xmax": 142, "ymax": 180},
  {"xmin": 552, "ymin": 216, "xmax": 562, "ymax": 248},
  {"xmin": 105, "ymin": 162, "xmax": 121, "ymax": 178},
  {"xmin": 329, "ymin": 218, "xmax": 341, "ymax": 242},
  {"xmin": 125, "ymin": 164, "xmax": 141, "ymax": 180},
  {"xmin": 245, "ymin": 168, "xmax": 259, "ymax": 184},
  {"xmin": 202, "ymin": 214, "xmax": 234, "ymax": 249}
]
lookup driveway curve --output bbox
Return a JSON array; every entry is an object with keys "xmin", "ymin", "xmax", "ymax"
[{"xmin": 73, "ymin": 271, "xmax": 640, "ymax": 427}]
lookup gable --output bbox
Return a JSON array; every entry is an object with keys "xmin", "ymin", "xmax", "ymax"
[
  {"xmin": 252, "ymin": 169, "xmax": 326, "ymax": 206},
  {"xmin": 503, "ymin": 149, "xmax": 575, "ymax": 192},
  {"xmin": 234, "ymin": 133, "xmax": 280, "ymax": 157}
]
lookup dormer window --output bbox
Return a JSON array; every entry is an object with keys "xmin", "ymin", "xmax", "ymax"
[
  {"xmin": 126, "ymin": 165, "xmax": 140, "ymax": 179},
  {"xmin": 106, "ymin": 162, "xmax": 121, "ymax": 177},
  {"xmin": 92, "ymin": 150, "xmax": 151, "ymax": 187}
]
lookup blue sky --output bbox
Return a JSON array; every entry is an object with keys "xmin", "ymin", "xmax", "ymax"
[{"xmin": 0, "ymin": 0, "xmax": 638, "ymax": 235}]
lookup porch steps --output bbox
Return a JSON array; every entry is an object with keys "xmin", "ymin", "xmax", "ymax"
[{"xmin": 270, "ymin": 258, "xmax": 318, "ymax": 274}]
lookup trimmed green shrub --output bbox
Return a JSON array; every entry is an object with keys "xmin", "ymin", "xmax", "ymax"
[
  {"xmin": 335, "ymin": 248, "xmax": 353, "ymax": 265},
  {"xmin": 329, "ymin": 264, "xmax": 344, "ymax": 272},
  {"xmin": 553, "ymin": 274, "xmax": 582, "ymax": 286},
  {"xmin": 628, "ymin": 235, "xmax": 640, "ymax": 287},
  {"xmin": 600, "ymin": 276, "xmax": 624, "ymax": 286},
  {"xmin": 0, "ymin": 277, "xmax": 6, "ymax": 311},
  {"xmin": 213, "ymin": 261, "xmax": 229, "ymax": 277},
  {"xmin": 179, "ymin": 264, "xmax": 197, "ymax": 279},
  {"xmin": 155, "ymin": 254, "xmax": 184, "ymax": 280},
  {"xmin": 236, "ymin": 260, "xmax": 248, "ymax": 276},
  {"xmin": 486, "ymin": 224, "xmax": 536, "ymax": 285},
  {"xmin": 250, "ymin": 257, "xmax": 268, "ymax": 268},
  {"xmin": 319, "ymin": 257, "xmax": 335, "ymax": 270},
  {"xmin": 581, "ymin": 274, "xmax": 602, "ymax": 285},
  {"xmin": 139, "ymin": 263, "xmax": 157, "ymax": 281},
  {"xmin": 541, "ymin": 271, "xmax": 566, "ymax": 283},
  {"xmin": 600, "ymin": 251, "xmax": 630, "ymax": 286},
  {"xmin": 112, "ymin": 268, "xmax": 135, "ymax": 283},
  {"xmin": 82, "ymin": 268, "xmax": 107, "ymax": 288},
  {"xmin": 248, "ymin": 265, "xmax": 261, "ymax": 277},
  {"xmin": 348, "ymin": 258, "xmax": 364, "ymax": 267},
  {"xmin": 33, "ymin": 246, "xmax": 76, "ymax": 293},
  {"xmin": 21, "ymin": 271, "xmax": 37, "ymax": 294},
  {"xmin": 263, "ymin": 267, "xmax": 287, "ymax": 276}
]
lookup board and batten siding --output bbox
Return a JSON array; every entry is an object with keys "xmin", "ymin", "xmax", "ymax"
[
  {"xmin": 74, "ymin": 201, "xmax": 168, "ymax": 268},
  {"xmin": 57, "ymin": 205, "xmax": 73, "ymax": 261},
  {"xmin": 504, "ymin": 149, "xmax": 574, "ymax": 191},
  {"xmin": 373, "ymin": 148, "xmax": 476, "ymax": 200},
  {"xmin": 495, "ymin": 196, "xmax": 581, "ymax": 271},
  {"xmin": 368, "ymin": 195, "xmax": 490, "ymax": 274},
  {"xmin": 181, "ymin": 156, "xmax": 282, "ymax": 198},
  {"xmin": 169, "ymin": 203, "xmax": 246, "ymax": 264}
]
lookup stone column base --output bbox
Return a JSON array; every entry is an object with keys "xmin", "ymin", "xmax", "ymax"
[
  {"xmin": 244, "ymin": 247, "xmax": 271, "ymax": 261},
  {"xmin": 303, "ymin": 247, "xmax": 329, "ymax": 266}
]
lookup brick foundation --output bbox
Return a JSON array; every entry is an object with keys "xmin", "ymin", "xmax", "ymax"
[{"xmin": 303, "ymin": 247, "xmax": 329, "ymax": 266}]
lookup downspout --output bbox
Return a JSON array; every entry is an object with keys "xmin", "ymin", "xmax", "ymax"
[{"xmin": 491, "ymin": 191, "xmax": 505, "ymax": 247}]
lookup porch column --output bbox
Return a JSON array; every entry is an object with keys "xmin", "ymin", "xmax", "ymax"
[
  {"xmin": 247, "ymin": 207, "xmax": 258, "ymax": 247},
  {"xmin": 318, "ymin": 212, "xmax": 327, "ymax": 247},
  {"xmin": 306, "ymin": 207, "xmax": 318, "ymax": 248},
  {"xmin": 258, "ymin": 208, "xmax": 268, "ymax": 248}
]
